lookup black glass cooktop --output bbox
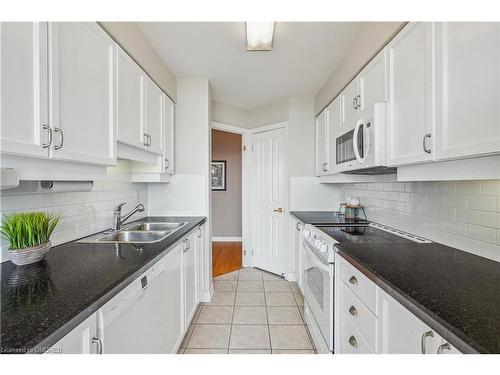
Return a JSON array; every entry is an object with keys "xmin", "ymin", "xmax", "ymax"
[{"xmin": 290, "ymin": 211, "xmax": 369, "ymax": 226}]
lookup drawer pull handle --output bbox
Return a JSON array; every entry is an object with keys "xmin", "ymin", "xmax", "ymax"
[
  {"xmin": 437, "ymin": 343, "xmax": 451, "ymax": 354},
  {"xmin": 349, "ymin": 275, "xmax": 358, "ymax": 285},
  {"xmin": 421, "ymin": 330, "xmax": 434, "ymax": 354},
  {"xmin": 349, "ymin": 305, "xmax": 358, "ymax": 317},
  {"xmin": 349, "ymin": 335, "xmax": 358, "ymax": 348}
]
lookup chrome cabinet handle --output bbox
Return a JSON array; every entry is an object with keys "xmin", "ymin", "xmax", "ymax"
[
  {"xmin": 144, "ymin": 133, "xmax": 148, "ymax": 147},
  {"xmin": 352, "ymin": 97, "xmax": 357, "ymax": 109},
  {"xmin": 148, "ymin": 134, "xmax": 152, "ymax": 147},
  {"xmin": 356, "ymin": 95, "xmax": 361, "ymax": 109},
  {"xmin": 349, "ymin": 305, "xmax": 358, "ymax": 317},
  {"xmin": 322, "ymin": 162, "xmax": 328, "ymax": 172},
  {"xmin": 421, "ymin": 330, "xmax": 434, "ymax": 354},
  {"xmin": 183, "ymin": 238, "xmax": 190, "ymax": 252},
  {"xmin": 164, "ymin": 158, "xmax": 169, "ymax": 169},
  {"xmin": 91, "ymin": 337, "xmax": 103, "ymax": 354},
  {"xmin": 42, "ymin": 124, "xmax": 52, "ymax": 148},
  {"xmin": 437, "ymin": 342, "xmax": 451, "ymax": 354},
  {"xmin": 296, "ymin": 222, "xmax": 302, "ymax": 231},
  {"xmin": 53, "ymin": 127, "xmax": 63, "ymax": 150},
  {"xmin": 349, "ymin": 335, "xmax": 358, "ymax": 348},
  {"xmin": 349, "ymin": 276, "xmax": 358, "ymax": 285},
  {"xmin": 423, "ymin": 133, "xmax": 432, "ymax": 154}
]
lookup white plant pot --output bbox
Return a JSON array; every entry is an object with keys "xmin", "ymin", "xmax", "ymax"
[{"xmin": 8, "ymin": 241, "xmax": 51, "ymax": 266}]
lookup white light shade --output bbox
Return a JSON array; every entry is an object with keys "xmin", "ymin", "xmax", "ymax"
[{"xmin": 246, "ymin": 22, "xmax": 275, "ymax": 51}]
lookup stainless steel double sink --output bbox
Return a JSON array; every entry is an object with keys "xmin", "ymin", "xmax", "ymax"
[{"xmin": 78, "ymin": 222, "xmax": 188, "ymax": 244}]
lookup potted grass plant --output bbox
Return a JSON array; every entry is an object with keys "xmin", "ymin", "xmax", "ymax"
[{"xmin": 1, "ymin": 212, "xmax": 60, "ymax": 266}]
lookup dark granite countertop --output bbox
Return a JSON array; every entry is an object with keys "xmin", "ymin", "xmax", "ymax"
[
  {"xmin": 0, "ymin": 216, "xmax": 206, "ymax": 354},
  {"xmin": 319, "ymin": 225, "xmax": 500, "ymax": 354},
  {"xmin": 290, "ymin": 211, "xmax": 344, "ymax": 225}
]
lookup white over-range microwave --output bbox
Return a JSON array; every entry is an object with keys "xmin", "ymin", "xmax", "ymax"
[{"xmin": 335, "ymin": 103, "xmax": 395, "ymax": 175}]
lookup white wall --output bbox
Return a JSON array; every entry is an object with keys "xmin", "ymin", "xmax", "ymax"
[
  {"xmin": 211, "ymin": 100, "xmax": 249, "ymax": 128},
  {"xmin": 0, "ymin": 178, "xmax": 147, "ymax": 263},
  {"xmin": 290, "ymin": 177, "xmax": 340, "ymax": 211},
  {"xmin": 247, "ymin": 98, "xmax": 289, "ymax": 128},
  {"xmin": 99, "ymin": 22, "xmax": 177, "ymax": 101},
  {"xmin": 340, "ymin": 180, "xmax": 500, "ymax": 262},
  {"xmin": 314, "ymin": 22, "xmax": 405, "ymax": 114},
  {"xmin": 288, "ymin": 97, "xmax": 316, "ymax": 177}
]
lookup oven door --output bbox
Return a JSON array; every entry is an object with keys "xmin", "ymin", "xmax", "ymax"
[{"xmin": 302, "ymin": 240, "xmax": 333, "ymax": 350}]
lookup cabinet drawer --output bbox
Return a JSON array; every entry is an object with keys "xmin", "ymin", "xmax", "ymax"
[
  {"xmin": 339, "ymin": 312, "xmax": 374, "ymax": 354},
  {"xmin": 339, "ymin": 281, "xmax": 377, "ymax": 350},
  {"xmin": 338, "ymin": 256, "xmax": 378, "ymax": 314}
]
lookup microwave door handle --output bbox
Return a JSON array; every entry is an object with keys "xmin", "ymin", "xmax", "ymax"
[{"xmin": 353, "ymin": 119, "xmax": 366, "ymax": 163}]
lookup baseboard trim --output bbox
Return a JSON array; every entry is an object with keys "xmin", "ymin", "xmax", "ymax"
[{"xmin": 212, "ymin": 236, "xmax": 242, "ymax": 242}]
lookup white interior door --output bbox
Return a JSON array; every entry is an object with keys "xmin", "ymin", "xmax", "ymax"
[{"xmin": 250, "ymin": 127, "xmax": 286, "ymax": 276}]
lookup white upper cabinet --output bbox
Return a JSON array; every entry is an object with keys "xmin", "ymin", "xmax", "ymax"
[
  {"xmin": 435, "ymin": 22, "xmax": 500, "ymax": 161},
  {"xmin": 49, "ymin": 22, "xmax": 116, "ymax": 166},
  {"xmin": 144, "ymin": 77, "xmax": 163, "ymax": 155},
  {"xmin": 340, "ymin": 78, "xmax": 360, "ymax": 132},
  {"xmin": 117, "ymin": 48, "xmax": 145, "ymax": 149},
  {"xmin": 1, "ymin": 22, "xmax": 50, "ymax": 158},
  {"xmin": 387, "ymin": 23, "xmax": 435, "ymax": 166},
  {"xmin": 163, "ymin": 95, "xmax": 175, "ymax": 174},
  {"xmin": 359, "ymin": 49, "xmax": 387, "ymax": 121},
  {"xmin": 315, "ymin": 109, "xmax": 328, "ymax": 176}
]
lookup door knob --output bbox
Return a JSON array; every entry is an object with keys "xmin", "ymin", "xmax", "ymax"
[{"xmin": 273, "ymin": 208, "xmax": 283, "ymax": 213}]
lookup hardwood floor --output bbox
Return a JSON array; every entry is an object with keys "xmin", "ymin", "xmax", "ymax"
[{"xmin": 212, "ymin": 242, "xmax": 242, "ymax": 278}]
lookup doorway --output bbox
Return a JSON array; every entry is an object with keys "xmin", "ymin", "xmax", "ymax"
[{"xmin": 211, "ymin": 127, "xmax": 243, "ymax": 277}]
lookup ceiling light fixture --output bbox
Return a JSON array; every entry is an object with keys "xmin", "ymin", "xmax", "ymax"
[{"xmin": 246, "ymin": 22, "xmax": 275, "ymax": 51}]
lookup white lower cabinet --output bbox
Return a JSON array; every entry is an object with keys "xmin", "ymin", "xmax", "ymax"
[
  {"xmin": 290, "ymin": 217, "xmax": 304, "ymax": 292},
  {"xmin": 183, "ymin": 230, "xmax": 198, "ymax": 327},
  {"xmin": 336, "ymin": 254, "xmax": 461, "ymax": 354},
  {"xmin": 48, "ymin": 314, "xmax": 98, "ymax": 354}
]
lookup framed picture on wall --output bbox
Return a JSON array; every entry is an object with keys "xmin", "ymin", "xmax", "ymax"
[{"xmin": 211, "ymin": 160, "xmax": 227, "ymax": 191}]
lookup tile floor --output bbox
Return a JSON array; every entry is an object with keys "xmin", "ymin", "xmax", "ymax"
[{"xmin": 178, "ymin": 267, "xmax": 317, "ymax": 354}]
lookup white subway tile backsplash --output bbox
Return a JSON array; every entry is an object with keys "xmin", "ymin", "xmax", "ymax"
[
  {"xmin": 341, "ymin": 180, "xmax": 500, "ymax": 263},
  {"xmin": 290, "ymin": 177, "xmax": 339, "ymax": 211},
  {"xmin": 0, "ymin": 181, "xmax": 147, "ymax": 263}
]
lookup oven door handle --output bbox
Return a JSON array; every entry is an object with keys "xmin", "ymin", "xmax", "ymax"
[
  {"xmin": 353, "ymin": 119, "xmax": 369, "ymax": 164},
  {"xmin": 303, "ymin": 240, "xmax": 331, "ymax": 273}
]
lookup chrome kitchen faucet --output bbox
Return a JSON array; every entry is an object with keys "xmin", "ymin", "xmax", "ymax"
[{"xmin": 113, "ymin": 203, "xmax": 145, "ymax": 231}]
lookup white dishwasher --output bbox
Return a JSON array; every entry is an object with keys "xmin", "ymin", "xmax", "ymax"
[{"xmin": 98, "ymin": 255, "xmax": 176, "ymax": 354}]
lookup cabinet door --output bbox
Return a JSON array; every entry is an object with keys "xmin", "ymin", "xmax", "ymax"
[
  {"xmin": 49, "ymin": 314, "xmax": 98, "ymax": 354},
  {"xmin": 49, "ymin": 22, "xmax": 116, "ymax": 165},
  {"xmin": 340, "ymin": 78, "xmax": 360, "ymax": 133},
  {"xmin": 380, "ymin": 291, "xmax": 441, "ymax": 353},
  {"xmin": 144, "ymin": 77, "xmax": 163, "ymax": 154},
  {"xmin": 1, "ymin": 22, "xmax": 49, "ymax": 158},
  {"xmin": 163, "ymin": 95, "xmax": 175, "ymax": 174},
  {"xmin": 387, "ymin": 22, "xmax": 434, "ymax": 166},
  {"xmin": 359, "ymin": 49, "xmax": 387, "ymax": 121},
  {"xmin": 315, "ymin": 109, "xmax": 327, "ymax": 176},
  {"xmin": 327, "ymin": 97, "xmax": 341, "ymax": 173},
  {"xmin": 117, "ymin": 48, "xmax": 145, "ymax": 149},
  {"xmin": 436, "ymin": 22, "xmax": 500, "ymax": 160},
  {"xmin": 196, "ymin": 224, "xmax": 206, "ymax": 301},
  {"xmin": 184, "ymin": 231, "xmax": 198, "ymax": 326},
  {"xmin": 162, "ymin": 243, "xmax": 184, "ymax": 352}
]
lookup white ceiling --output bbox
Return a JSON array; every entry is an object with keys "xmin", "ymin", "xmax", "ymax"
[{"xmin": 139, "ymin": 22, "xmax": 365, "ymax": 109}]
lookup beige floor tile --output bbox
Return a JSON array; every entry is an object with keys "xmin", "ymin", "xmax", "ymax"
[
  {"xmin": 272, "ymin": 349, "xmax": 316, "ymax": 354},
  {"xmin": 267, "ymin": 306, "xmax": 302, "ymax": 325},
  {"xmin": 298, "ymin": 306, "xmax": 305, "ymax": 322},
  {"xmin": 239, "ymin": 267, "xmax": 261, "ymax": 274},
  {"xmin": 235, "ymin": 292, "xmax": 265, "ymax": 306},
  {"xmin": 265, "ymin": 292, "xmax": 296, "ymax": 306},
  {"xmin": 264, "ymin": 280, "xmax": 291, "ymax": 292},
  {"xmin": 237, "ymin": 280, "xmax": 263, "ymax": 292},
  {"xmin": 214, "ymin": 280, "xmax": 237, "ymax": 291},
  {"xmin": 184, "ymin": 349, "xmax": 228, "ymax": 354},
  {"xmin": 238, "ymin": 271, "xmax": 263, "ymax": 281},
  {"xmin": 197, "ymin": 306, "xmax": 234, "ymax": 324},
  {"xmin": 202, "ymin": 291, "xmax": 236, "ymax": 306},
  {"xmin": 229, "ymin": 325, "xmax": 270, "ymax": 349},
  {"xmin": 293, "ymin": 292, "xmax": 304, "ymax": 307},
  {"xmin": 180, "ymin": 324, "xmax": 194, "ymax": 348},
  {"xmin": 187, "ymin": 324, "xmax": 231, "ymax": 349},
  {"xmin": 269, "ymin": 325, "xmax": 313, "ymax": 350},
  {"xmin": 233, "ymin": 306, "xmax": 268, "ymax": 324},
  {"xmin": 262, "ymin": 272, "xmax": 282, "ymax": 280},
  {"xmin": 215, "ymin": 271, "xmax": 239, "ymax": 281},
  {"xmin": 229, "ymin": 349, "xmax": 271, "ymax": 354},
  {"xmin": 290, "ymin": 282, "xmax": 300, "ymax": 293}
]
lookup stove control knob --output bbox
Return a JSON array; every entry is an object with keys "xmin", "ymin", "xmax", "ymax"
[
  {"xmin": 303, "ymin": 230, "xmax": 310, "ymax": 238},
  {"xmin": 320, "ymin": 243, "xmax": 328, "ymax": 253}
]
